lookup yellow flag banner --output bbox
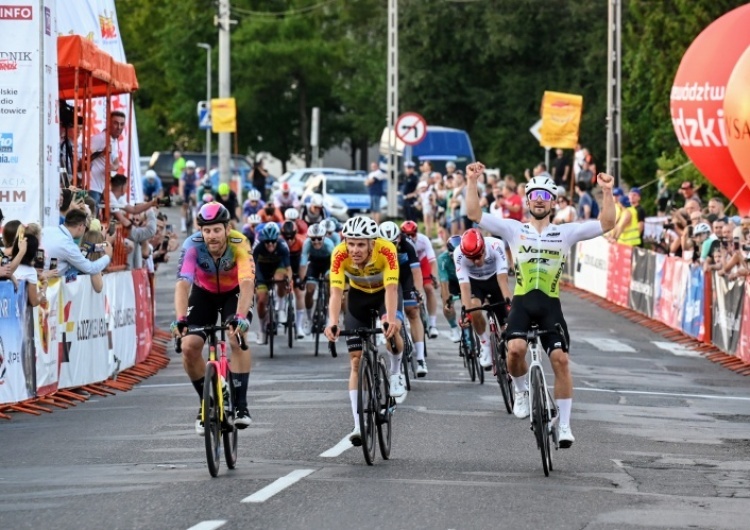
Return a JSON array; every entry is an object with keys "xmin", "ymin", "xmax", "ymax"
[
  {"xmin": 540, "ymin": 91, "xmax": 583, "ymax": 149},
  {"xmin": 211, "ymin": 98, "xmax": 237, "ymax": 133}
]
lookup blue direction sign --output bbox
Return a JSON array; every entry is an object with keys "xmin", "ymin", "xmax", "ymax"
[{"xmin": 197, "ymin": 101, "xmax": 211, "ymax": 130}]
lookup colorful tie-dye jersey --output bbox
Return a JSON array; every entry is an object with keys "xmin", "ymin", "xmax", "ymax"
[{"xmin": 176, "ymin": 230, "xmax": 255, "ymax": 293}]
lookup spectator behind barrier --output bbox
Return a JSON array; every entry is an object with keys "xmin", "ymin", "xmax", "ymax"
[
  {"xmin": 76, "ymin": 229, "xmax": 108, "ymax": 293},
  {"xmin": 11, "ymin": 233, "xmax": 58, "ymax": 306},
  {"xmin": 42, "ymin": 209, "xmax": 112, "ymax": 276},
  {"xmin": 127, "ymin": 208, "xmax": 157, "ymax": 270},
  {"xmin": 110, "ymin": 173, "xmax": 158, "ymax": 228},
  {"xmin": 553, "ymin": 195, "xmax": 577, "ymax": 224},
  {"xmin": 1, "ymin": 220, "xmax": 24, "ymax": 280},
  {"xmin": 148, "ymin": 213, "xmax": 179, "ymax": 272}
]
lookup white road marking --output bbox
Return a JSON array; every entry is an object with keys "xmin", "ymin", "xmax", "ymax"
[
  {"xmin": 651, "ymin": 341, "xmax": 703, "ymax": 358},
  {"xmin": 242, "ymin": 469, "xmax": 316, "ymax": 503},
  {"xmin": 575, "ymin": 386, "xmax": 750, "ymax": 402},
  {"xmin": 581, "ymin": 338, "xmax": 636, "ymax": 352},
  {"xmin": 319, "ymin": 436, "xmax": 354, "ymax": 457},
  {"xmin": 186, "ymin": 521, "xmax": 226, "ymax": 530}
]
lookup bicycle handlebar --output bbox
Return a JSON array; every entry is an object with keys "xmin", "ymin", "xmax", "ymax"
[
  {"xmin": 174, "ymin": 322, "xmax": 248, "ymax": 353},
  {"xmin": 524, "ymin": 323, "xmax": 568, "ymax": 351},
  {"xmin": 327, "ymin": 323, "xmax": 397, "ymax": 358},
  {"xmin": 462, "ymin": 301, "xmax": 506, "ymax": 315}
]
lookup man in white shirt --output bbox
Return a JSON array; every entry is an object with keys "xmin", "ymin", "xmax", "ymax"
[
  {"xmin": 83, "ymin": 111, "xmax": 124, "ymax": 209},
  {"xmin": 109, "ymin": 173, "xmax": 157, "ymax": 228},
  {"xmin": 41, "ymin": 209, "xmax": 112, "ymax": 276}
]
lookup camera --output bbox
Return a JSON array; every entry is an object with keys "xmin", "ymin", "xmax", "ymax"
[
  {"xmin": 49, "ymin": 258, "xmax": 57, "ymax": 270},
  {"xmin": 157, "ymin": 197, "xmax": 170, "ymax": 207},
  {"xmin": 687, "ymin": 225, "xmax": 694, "ymax": 237},
  {"xmin": 0, "ymin": 255, "xmax": 10, "ymax": 267},
  {"xmin": 165, "ymin": 224, "xmax": 173, "ymax": 233},
  {"xmin": 742, "ymin": 244, "xmax": 750, "ymax": 252},
  {"xmin": 160, "ymin": 236, "xmax": 170, "ymax": 251},
  {"xmin": 663, "ymin": 222, "xmax": 675, "ymax": 230},
  {"xmin": 33, "ymin": 249, "xmax": 45, "ymax": 269}
]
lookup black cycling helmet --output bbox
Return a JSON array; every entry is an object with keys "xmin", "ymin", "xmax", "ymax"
[
  {"xmin": 281, "ymin": 220, "xmax": 297, "ymax": 238},
  {"xmin": 197, "ymin": 202, "xmax": 231, "ymax": 226}
]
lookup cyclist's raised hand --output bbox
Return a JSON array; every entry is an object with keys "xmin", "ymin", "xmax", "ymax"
[
  {"xmin": 324, "ymin": 324, "xmax": 339, "ymax": 342},
  {"xmin": 597, "ymin": 172, "xmax": 614, "ymax": 190},
  {"xmin": 465, "ymin": 162, "xmax": 485, "ymax": 182},
  {"xmin": 382, "ymin": 316, "xmax": 400, "ymax": 339}
]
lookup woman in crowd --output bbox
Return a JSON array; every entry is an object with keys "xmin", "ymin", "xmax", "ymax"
[{"xmin": 553, "ymin": 195, "xmax": 578, "ymax": 224}]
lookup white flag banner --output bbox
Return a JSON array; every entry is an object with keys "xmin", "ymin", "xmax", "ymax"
[{"xmin": 57, "ymin": 0, "xmax": 144, "ymax": 203}]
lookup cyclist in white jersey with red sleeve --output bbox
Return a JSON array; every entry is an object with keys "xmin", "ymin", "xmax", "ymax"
[
  {"xmin": 455, "ymin": 229, "xmax": 512, "ymax": 368},
  {"xmin": 400, "ymin": 221, "xmax": 440, "ymax": 338},
  {"xmin": 465, "ymin": 161, "xmax": 616, "ymax": 448}
]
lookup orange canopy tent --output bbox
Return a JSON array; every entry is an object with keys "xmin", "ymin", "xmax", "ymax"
[{"xmin": 57, "ymin": 35, "xmax": 138, "ymax": 98}]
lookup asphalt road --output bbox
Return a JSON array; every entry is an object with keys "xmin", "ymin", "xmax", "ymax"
[{"xmin": 2, "ymin": 224, "xmax": 750, "ymax": 530}]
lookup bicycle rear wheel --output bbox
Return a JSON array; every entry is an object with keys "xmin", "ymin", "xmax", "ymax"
[
  {"xmin": 286, "ymin": 295, "xmax": 294, "ymax": 348},
  {"xmin": 203, "ymin": 363, "xmax": 221, "ymax": 477},
  {"xmin": 222, "ymin": 372, "xmax": 238, "ymax": 469},
  {"xmin": 465, "ymin": 332, "xmax": 477, "ymax": 382},
  {"xmin": 376, "ymin": 358, "xmax": 392, "ymax": 460},
  {"xmin": 493, "ymin": 335, "xmax": 514, "ymax": 414},
  {"xmin": 268, "ymin": 293, "xmax": 275, "ymax": 359},
  {"xmin": 400, "ymin": 327, "xmax": 412, "ymax": 391},
  {"xmin": 530, "ymin": 365, "xmax": 551, "ymax": 477},
  {"xmin": 358, "ymin": 357, "xmax": 377, "ymax": 465}
]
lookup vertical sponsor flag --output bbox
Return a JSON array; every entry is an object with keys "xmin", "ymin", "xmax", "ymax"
[
  {"xmin": 606, "ymin": 243, "xmax": 632, "ymax": 307},
  {"xmin": 737, "ymin": 278, "xmax": 750, "ymax": 364},
  {"xmin": 211, "ymin": 98, "xmax": 237, "ymax": 133},
  {"xmin": 681, "ymin": 265, "xmax": 705, "ymax": 340},
  {"xmin": 104, "ymin": 271, "xmax": 137, "ymax": 372},
  {"xmin": 574, "ymin": 238, "xmax": 609, "ymax": 298},
  {"xmin": 34, "ymin": 277, "xmax": 60, "ymax": 396},
  {"xmin": 711, "ymin": 272, "xmax": 744, "ymax": 354},
  {"xmin": 0, "ymin": 281, "xmax": 32, "ymax": 404},
  {"xmin": 132, "ymin": 269, "xmax": 153, "ymax": 363},
  {"xmin": 540, "ymin": 91, "xmax": 583, "ymax": 149}
]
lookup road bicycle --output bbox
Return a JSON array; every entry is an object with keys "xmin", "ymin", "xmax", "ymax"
[
  {"xmin": 400, "ymin": 321, "xmax": 417, "ymax": 391},
  {"xmin": 526, "ymin": 324, "xmax": 566, "ymax": 477},
  {"xmin": 265, "ymin": 278, "xmax": 289, "ymax": 358},
  {"xmin": 311, "ymin": 274, "xmax": 329, "ymax": 357},
  {"xmin": 464, "ymin": 302, "xmax": 513, "ymax": 413},
  {"xmin": 329, "ymin": 310, "xmax": 396, "ymax": 466},
  {"xmin": 175, "ymin": 319, "xmax": 248, "ymax": 478},
  {"xmin": 459, "ymin": 306, "xmax": 484, "ymax": 384},
  {"xmin": 284, "ymin": 289, "xmax": 295, "ymax": 349}
]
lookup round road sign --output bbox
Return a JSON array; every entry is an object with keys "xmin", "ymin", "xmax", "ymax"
[{"xmin": 395, "ymin": 112, "xmax": 427, "ymax": 146}]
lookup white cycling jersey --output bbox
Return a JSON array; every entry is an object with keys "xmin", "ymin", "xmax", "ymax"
[
  {"xmin": 273, "ymin": 191, "xmax": 300, "ymax": 209},
  {"xmin": 411, "ymin": 233, "xmax": 436, "ymax": 262},
  {"xmin": 478, "ymin": 212, "xmax": 603, "ymax": 298},
  {"xmin": 454, "ymin": 236, "xmax": 508, "ymax": 283}
]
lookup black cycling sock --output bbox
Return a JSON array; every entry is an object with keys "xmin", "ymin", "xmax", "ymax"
[
  {"xmin": 191, "ymin": 377, "xmax": 205, "ymax": 400},
  {"xmin": 232, "ymin": 372, "xmax": 250, "ymax": 408}
]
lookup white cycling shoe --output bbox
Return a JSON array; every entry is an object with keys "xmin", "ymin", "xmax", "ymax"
[
  {"xmin": 558, "ymin": 424, "xmax": 575, "ymax": 448},
  {"xmin": 513, "ymin": 391, "xmax": 530, "ymax": 419}
]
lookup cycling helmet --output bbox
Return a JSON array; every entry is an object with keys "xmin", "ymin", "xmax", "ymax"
[
  {"xmin": 281, "ymin": 220, "xmax": 297, "ymax": 238},
  {"xmin": 378, "ymin": 221, "xmax": 400, "ymax": 242},
  {"xmin": 342, "ymin": 216, "xmax": 378, "ymax": 239},
  {"xmin": 693, "ymin": 222, "xmax": 711, "ymax": 236},
  {"xmin": 202, "ymin": 193, "xmax": 214, "ymax": 203},
  {"xmin": 310, "ymin": 194, "xmax": 324, "ymax": 207},
  {"xmin": 525, "ymin": 175, "xmax": 558, "ymax": 199},
  {"xmin": 247, "ymin": 189, "xmax": 261, "ymax": 201},
  {"xmin": 185, "ymin": 160, "xmax": 197, "ymax": 169},
  {"xmin": 247, "ymin": 214, "xmax": 262, "ymax": 225},
  {"xmin": 145, "ymin": 169, "xmax": 158, "ymax": 180},
  {"xmin": 284, "ymin": 208, "xmax": 300, "ymax": 221},
  {"xmin": 260, "ymin": 223, "xmax": 281, "ymax": 242},
  {"xmin": 322, "ymin": 218, "xmax": 337, "ymax": 233},
  {"xmin": 308, "ymin": 223, "xmax": 327, "ymax": 238},
  {"xmin": 460, "ymin": 228, "xmax": 485, "ymax": 259},
  {"xmin": 446, "ymin": 235, "xmax": 462, "ymax": 253},
  {"xmin": 197, "ymin": 202, "xmax": 231, "ymax": 226},
  {"xmin": 281, "ymin": 182, "xmax": 291, "ymax": 193},
  {"xmin": 218, "ymin": 182, "xmax": 230, "ymax": 196},
  {"xmin": 400, "ymin": 220, "xmax": 418, "ymax": 237}
]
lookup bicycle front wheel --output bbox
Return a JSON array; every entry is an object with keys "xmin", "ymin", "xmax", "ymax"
[
  {"xmin": 493, "ymin": 335, "xmax": 514, "ymax": 414},
  {"xmin": 376, "ymin": 358, "xmax": 392, "ymax": 460},
  {"xmin": 358, "ymin": 357, "xmax": 377, "ymax": 465},
  {"xmin": 287, "ymin": 298, "xmax": 294, "ymax": 348},
  {"xmin": 222, "ymin": 372, "xmax": 238, "ymax": 469},
  {"xmin": 530, "ymin": 365, "xmax": 551, "ymax": 477},
  {"xmin": 203, "ymin": 363, "xmax": 221, "ymax": 477},
  {"xmin": 400, "ymin": 327, "xmax": 412, "ymax": 391}
]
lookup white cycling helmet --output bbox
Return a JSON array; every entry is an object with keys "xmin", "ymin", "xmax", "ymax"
[
  {"xmin": 145, "ymin": 169, "xmax": 158, "ymax": 179},
  {"xmin": 284, "ymin": 208, "xmax": 300, "ymax": 221},
  {"xmin": 322, "ymin": 218, "xmax": 337, "ymax": 233},
  {"xmin": 342, "ymin": 216, "xmax": 378, "ymax": 239},
  {"xmin": 525, "ymin": 175, "xmax": 558, "ymax": 199},
  {"xmin": 693, "ymin": 222, "xmax": 711, "ymax": 236},
  {"xmin": 185, "ymin": 160, "xmax": 197, "ymax": 169},
  {"xmin": 308, "ymin": 223, "xmax": 327, "ymax": 238},
  {"xmin": 247, "ymin": 214, "xmax": 262, "ymax": 225},
  {"xmin": 247, "ymin": 189, "xmax": 261, "ymax": 201},
  {"xmin": 378, "ymin": 221, "xmax": 400, "ymax": 243},
  {"xmin": 310, "ymin": 194, "xmax": 324, "ymax": 207}
]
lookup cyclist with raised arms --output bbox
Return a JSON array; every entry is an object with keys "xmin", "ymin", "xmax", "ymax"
[
  {"xmin": 438, "ymin": 235, "xmax": 463, "ymax": 343},
  {"xmin": 324, "ymin": 216, "xmax": 404, "ymax": 446},
  {"xmin": 281, "ymin": 220, "xmax": 307, "ymax": 339},
  {"xmin": 400, "ymin": 220, "xmax": 440, "ymax": 339},
  {"xmin": 379, "ymin": 221, "xmax": 428, "ymax": 376},
  {"xmin": 253, "ymin": 223, "xmax": 292, "ymax": 345},
  {"xmin": 455, "ymin": 228, "xmax": 512, "ymax": 369},
  {"xmin": 465, "ymin": 161, "xmax": 615, "ymax": 448},
  {"xmin": 172, "ymin": 202, "xmax": 256, "ymax": 434},
  {"xmin": 299, "ymin": 223, "xmax": 334, "ymax": 334}
]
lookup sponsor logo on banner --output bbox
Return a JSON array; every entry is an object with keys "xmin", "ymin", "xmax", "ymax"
[
  {"xmin": 44, "ymin": 6, "xmax": 50, "ymax": 35},
  {"xmin": 0, "ymin": 51, "xmax": 32, "ymax": 72},
  {"xmin": 0, "ymin": 132, "xmax": 12, "ymax": 153},
  {"xmin": 99, "ymin": 10, "xmax": 118, "ymax": 40},
  {"xmin": 0, "ymin": 5, "xmax": 32, "ymax": 20}
]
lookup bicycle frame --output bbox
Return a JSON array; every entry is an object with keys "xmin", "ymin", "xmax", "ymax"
[{"xmin": 526, "ymin": 333, "xmax": 558, "ymax": 439}]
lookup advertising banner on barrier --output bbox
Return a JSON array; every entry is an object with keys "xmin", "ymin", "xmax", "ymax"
[
  {"xmin": 654, "ymin": 257, "xmax": 688, "ymax": 330},
  {"xmin": 653, "ymin": 253, "xmax": 666, "ymax": 319},
  {"xmin": 0, "ymin": 281, "xmax": 32, "ymax": 404},
  {"xmin": 574, "ymin": 237, "xmax": 609, "ymax": 298},
  {"xmin": 34, "ymin": 278, "xmax": 61, "ymax": 396},
  {"xmin": 737, "ymin": 278, "xmax": 750, "ymax": 364},
  {"xmin": 711, "ymin": 273, "xmax": 744, "ymax": 354},
  {"xmin": 58, "ymin": 277, "xmax": 109, "ymax": 389},
  {"xmin": 629, "ymin": 248, "xmax": 656, "ymax": 317},
  {"xmin": 682, "ymin": 265, "xmax": 705, "ymax": 340},
  {"xmin": 132, "ymin": 269, "xmax": 153, "ymax": 363},
  {"xmin": 104, "ymin": 271, "xmax": 136, "ymax": 373},
  {"xmin": 607, "ymin": 242, "xmax": 632, "ymax": 307}
]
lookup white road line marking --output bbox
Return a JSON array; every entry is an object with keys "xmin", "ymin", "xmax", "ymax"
[
  {"xmin": 186, "ymin": 521, "xmax": 226, "ymax": 530},
  {"xmin": 581, "ymin": 338, "xmax": 636, "ymax": 352},
  {"xmin": 575, "ymin": 386, "xmax": 750, "ymax": 401},
  {"xmin": 651, "ymin": 341, "xmax": 703, "ymax": 358},
  {"xmin": 319, "ymin": 436, "xmax": 354, "ymax": 457},
  {"xmin": 242, "ymin": 469, "xmax": 316, "ymax": 503}
]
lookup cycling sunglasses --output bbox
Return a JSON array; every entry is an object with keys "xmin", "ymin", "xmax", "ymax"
[
  {"xmin": 527, "ymin": 190, "xmax": 554, "ymax": 202},
  {"xmin": 310, "ymin": 237, "xmax": 323, "ymax": 242}
]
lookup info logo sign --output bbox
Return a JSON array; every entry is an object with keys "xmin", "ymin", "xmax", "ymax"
[
  {"xmin": 0, "ymin": 133, "xmax": 12, "ymax": 153},
  {"xmin": 0, "ymin": 5, "xmax": 32, "ymax": 20}
]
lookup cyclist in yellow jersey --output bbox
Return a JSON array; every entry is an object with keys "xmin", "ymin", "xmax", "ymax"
[
  {"xmin": 466, "ymin": 162, "xmax": 616, "ymax": 448},
  {"xmin": 325, "ymin": 216, "xmax": 404, "ymax": 446}
]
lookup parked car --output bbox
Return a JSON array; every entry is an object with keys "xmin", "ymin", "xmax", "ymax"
[
  {"xmin": 302, "ymin": 172, "xmax": 374, "ymax": 222},
  {"xmin": 274, "ymin": 167, "xmax": 364, "ymax": 197},
  {"xmin": 147, "ymin": 151, "xmax": 254, "ymax": 192}
]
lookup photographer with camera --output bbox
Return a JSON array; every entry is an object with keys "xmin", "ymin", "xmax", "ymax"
[
  {"xmin": 110, "ymin": 174, "xmax": 159, "ymax": 229},
  {"xmin": 148, "ymin": 214, "xmax": 179, "ymax": 272}
]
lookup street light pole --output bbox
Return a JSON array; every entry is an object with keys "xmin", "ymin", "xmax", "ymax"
[{"xmin": 197, "ymin": 43, "xmax": 211, "ymax": 177}]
